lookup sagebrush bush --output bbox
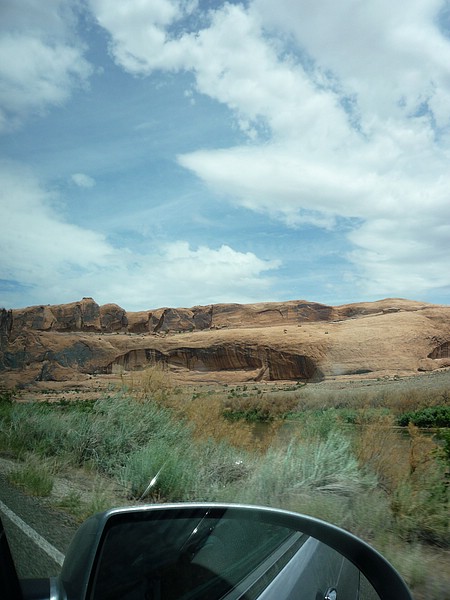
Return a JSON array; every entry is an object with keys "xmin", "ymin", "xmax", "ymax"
[
  {"xmin": 2, "ymin": 380, "xmax": 449, "ymax": 598},
  {"xmin": 189, "ymin": 439, "xmax": 252, "ymax": 500},
  {"xmin": 1, "ymin": 393, "xmax": 252, "ymax": 505},
  {"xmin": 234, "ymin": 430, "xmax": 376, "ymax": 506},
  {"xmin": 2, "ymin": 393, "xmax": 189, "ymax": 471},
  {"xmin": 120, "ymin": 440, "xmax": 192, "ymax": 501}
]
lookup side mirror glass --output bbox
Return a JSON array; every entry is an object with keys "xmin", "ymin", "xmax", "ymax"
[{"xmin": 59, "ymin": 504, "xmax": 413, "ymax": 600}]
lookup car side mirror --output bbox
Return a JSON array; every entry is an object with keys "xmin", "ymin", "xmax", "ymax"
[{"xmin": 52, "ymin": 503, "xmax": 412, "ymax": 600}]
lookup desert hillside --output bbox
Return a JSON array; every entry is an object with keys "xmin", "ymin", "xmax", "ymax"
[{"xmin": 1, "ymin": 297, "xmax": 449, "ymax": 388}]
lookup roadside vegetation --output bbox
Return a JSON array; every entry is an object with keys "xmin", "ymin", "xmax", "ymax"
[{"xmin": 0, "ymin": 371, "xmax": 449, "ymax": 599}]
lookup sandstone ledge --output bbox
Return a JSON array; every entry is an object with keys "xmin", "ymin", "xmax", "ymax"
[{"xmin": 1, "ymin": 297, "xmax": 449, "ymax": 386}]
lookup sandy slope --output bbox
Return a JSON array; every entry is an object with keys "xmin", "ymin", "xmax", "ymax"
[{"xmin": 1, "ymin": 297, "xmax": 449, "ymax": 388}]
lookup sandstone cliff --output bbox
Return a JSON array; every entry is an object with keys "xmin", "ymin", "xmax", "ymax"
[{"xmin": 1, "ymin": 297, "xmax": 449, "ymax": 387}]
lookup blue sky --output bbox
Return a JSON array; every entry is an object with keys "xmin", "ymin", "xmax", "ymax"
[{"xmin": 1, "ymin": 0, "xmax": 450, "ymax": 311}]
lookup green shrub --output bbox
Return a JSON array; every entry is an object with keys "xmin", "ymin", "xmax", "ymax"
[
  {"xmin": 189, "ymin": 440, "xmax": 251, "ymax": 500},
  {"xmin": 222, "ymin": 394, "xmax": 299, "ymax": 422},
  {"xmin": 289, "ymin": 409, "xmax": 341, "ymax": 439},
  {"xmin": 2, "ymin": 384, "xmax": 449, "ymax": 593},
  {"xmin": 397, "ymin": 406, "xmax": 450, "ymax": 428},
  {"xmin": 120, "ymin": 434, "xmax": 250, "ymax": 503},
  {"xmin": 434, "ymin": 429, "xmax": 450, "ymax": 466},
  {"xmin": 338, "ymin": 407, "xmax": 392, "ymax": 425},
  {"xmin": 1, "ymin": 392, "xmax": 249, "ymax": 505},
  {"xmin": 391, "ymin": 471, "xmax": 449, "ymax": 546},
  {"xmin": 0, "ymin": 387, "xmax": 17, "ymax": 404},
  {"xmin": 119, "ymin": 438, "xmax": 193, "ymax": 501}
]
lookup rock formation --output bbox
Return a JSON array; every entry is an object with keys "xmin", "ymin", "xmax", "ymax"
[{"xmin": 1, "ymin": 297, "xmax": 449, "ymax": 387}]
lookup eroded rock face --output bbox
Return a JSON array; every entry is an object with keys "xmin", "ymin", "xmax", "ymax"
[
  {"xmin": 428, "ymin": 341, "xmax": 450, "ymax": 359},
  {"xmin": 1, "ymin": 297, "xmax": 450, "ymax": 386},
  {"xmin": 3, "ymin": 298, "xmax": 338, "ymax": 337},
  {"xmin": 0, "ymin": 309, "xmax": 13, "ymax": 339},
  {"xmin": 108, "ymin": 344, "xmax": 321, "ymax": 381},
  {"xmin": 8, "ymin": 298, "xmax": 102, "ymax": 334},
  {"xmin": 100, "ymin": 304, "xmax": 128, "ymax": 331}
]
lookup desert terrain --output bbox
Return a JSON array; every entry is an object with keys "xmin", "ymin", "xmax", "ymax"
[
  {"xmin": 1, "ymin": 296, "xmax": 450, "ymax": 394},
  {"xmin": 1, "ymin": 297, "xmax": 449, "ymax": 600}
]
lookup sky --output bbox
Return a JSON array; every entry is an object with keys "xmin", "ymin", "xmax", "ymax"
[{"xmin": 1, "ymin": 0, "xmax": 450, "ymax": 312}]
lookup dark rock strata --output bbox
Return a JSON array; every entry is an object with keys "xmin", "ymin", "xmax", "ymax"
[
  {"xmin": 108, "ymin": 344, "xmax": 321, "ymax": 381},
  {"xmin": 2, "ymin": 297, "xmax": 449, "ymax": 385}
]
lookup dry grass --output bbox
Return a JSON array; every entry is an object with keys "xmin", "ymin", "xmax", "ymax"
[
  {"xmin": 354, "ymin": 420, "xmax": 442, "ymax": 492},
  {"xmin": 9, "ymin": 456, "xmax": 54, "ymax": 497},
  {"xmin": 354, "ymin": 417, "xmax": 407, "ymax": 491},
  {"xmin": 125, "ymin": 364, "xmax": 175, "ymax": 402},
  {"xmin": 282, "ymin": 372, "xmax": 450, "ymax": 414},
  {"xmin": 165, "ymin": 393, "xmax": 268, "ymax": 451},
  {"xmin": 2, "ymin": 369, "xmax": 449, "ymax": 598},
  {"xmin": 129, "ymin": 367, "xmax": 274, "ymax": 451},
  {"xmin": 352, "ymin": 417, "xmax": 448, "ymax": 547}
]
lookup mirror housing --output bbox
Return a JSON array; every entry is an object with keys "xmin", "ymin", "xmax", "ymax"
[{"xmin": 54, "ymin": 503, "xmax": 412, "ymax": 600}]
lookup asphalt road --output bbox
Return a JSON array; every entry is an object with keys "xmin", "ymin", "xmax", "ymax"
[{"xmin": 0, "ymin": 473, "xmax": 78, "ymax": 579}]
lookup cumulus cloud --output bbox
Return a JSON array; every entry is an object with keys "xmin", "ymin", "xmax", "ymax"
[
  {"xmin": 99, "ymin": 242, "xmax": 280, "ymax": 311},
  {"xmin": 0, "ymin": 0, "xmax": 92, "ymax": 132},
  {"xmin": 88, "ymin": 0, "xmax": 192, "ymax": 72},
  {"xmin": 254, "ymin": 0, "xmax": 450, "ymax": 126},
  {"xmin": 71, "ymin": 173, "xmax": 96, "ymax": 188},
  {"xmin": 87, "ymin": 0, "xmax": 450, "ymax": 300},
  {"xmin": 0, "ymin": 164, "xmax": 279, "ymax": 310},
  {"xmin": 0, "ymin": 163, "xmax": 115, "ymax": 283},
  {"xmin": 89, "ymin": 1, "xmax": 349, "ymax": 142},
  {"xmin": 3, "ymin": 0, "xmax": 449, "ymax": 304}
]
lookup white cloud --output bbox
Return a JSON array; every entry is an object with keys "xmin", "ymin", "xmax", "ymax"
[
  {"xmin": 87, "ymin": 0, "xmax": 450, "ymax": 300},
  {"xmin": 254, "ymin": 0, "xmax": 450, "ymax": 127},
  {"xmin": 3, "ymin": 0, "xmax": 448, "ymax": 304},
  {"xmin": 348, "ymin": 213, "xmax": 450, "ymax": 298},
  {"xmin": 71, "ymin": 173, "xmax": 96, "ymax": 188},
  {"xmin": 0, "ymin": 164, "xmax": 115, "ymax": 283},
  {"xmin": 159, "ymin": 241, "xmax": 280, "ymax": 294},
  {"xmin": 0, "ymin": 0, "xmax": 92, "ymax": 132},
  {"xmin": 88, "ymin": 1, "xmax": 350, "ymax": 142},
  {"xmin": 98, "ymin": 242, "xmax": 280, "ymax": 311},
  {"xmin": 89, "ymin": 0, "xmax": 192, "ymax": 72},
  {"xmin": 0, "ymin": 164, "xmax": 279, "ymax": 310}
]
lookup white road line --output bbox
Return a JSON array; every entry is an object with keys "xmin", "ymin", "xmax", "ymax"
[{"xmin": 0, "ymin": 499, "xmax": 65, "ymax": 567}]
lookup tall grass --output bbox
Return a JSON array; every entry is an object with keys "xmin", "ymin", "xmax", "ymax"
[
  {"xmin": 9, "ymin": 457, "xmax": 54, "ymax": 497},
  {"xmin": 253, "ymin": 378, "xmax": 450, "ymax": 416},
  {"xmin": 1, "ymin": 372, "xmax": 449, "ymax": 598},
  {"xmin": 0, "ymin": 391, "xmax": 250, "ymax": 503}
]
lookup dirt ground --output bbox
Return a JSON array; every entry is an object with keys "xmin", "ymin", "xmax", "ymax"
[{"xmin": 14, "ymin": 365, "xmax": 450, "ymax": 404}]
